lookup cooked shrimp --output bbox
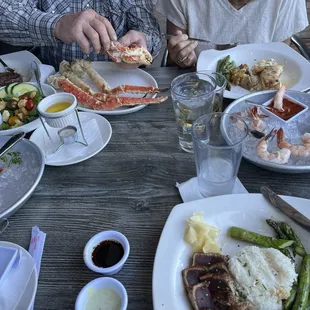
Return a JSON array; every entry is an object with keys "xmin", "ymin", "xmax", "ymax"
[
  {"xmin": 257, "ymin": 129, "xmax": 291, "ymax": 164},
  {"xmin": 277, "ymin": 128, "xmax": 310, "ymax": 157},
  {"xmin": 249, "ymin": 107, "xmax": 266, "ymax": 132},
  {"xmin": 273, "ymin": 85, "xmax": 286, "ymax": 112}
]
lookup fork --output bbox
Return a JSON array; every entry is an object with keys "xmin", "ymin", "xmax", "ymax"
[
  {"xmin": 163, "ymin": 34, "xmax": 237, "ymax": 50},
  {"xmin": 0, "ymin": 58, "xmax": 14, "ymax": 72}
]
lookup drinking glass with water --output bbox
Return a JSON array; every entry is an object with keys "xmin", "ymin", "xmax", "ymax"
[
  {"xmin": 192, "ymin": 113, "xmax": 248, "ymax": 197},
  {"xmin": 171, "ymin": 73, "xmax": 216, "ymax": 153}
]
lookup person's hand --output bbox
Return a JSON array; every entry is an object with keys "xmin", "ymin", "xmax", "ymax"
[
  {"xmin": 167, "ymin": 30, "xmax": 198, "ymax": 68},
  {"xmin": 54, "ymin": 9, "xmax": 117, "ymax": 54},
  {"xmin": 117, "ymin": 30, "xmax": 148, "ymax": 69}
]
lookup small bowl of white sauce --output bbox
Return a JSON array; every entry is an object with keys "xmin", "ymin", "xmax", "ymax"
[{"xmin": 75, "ymin": 277, "xmax": 128, "ymax": 310}]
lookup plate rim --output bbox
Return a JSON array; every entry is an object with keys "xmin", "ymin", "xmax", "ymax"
[
  {"xmin": 197, "ymin": 42, "xmax": 310, "ymax": 99},
  {"xmin": 29, "ymin": 111, "xmax": 112, "ymax": 166},
  {"xmin": 0, "ymin": 241, "xmax": 38, "ymax": 310},
  {"xmin": 152, "ymin": 193, "xmax": 310, "ymax": 310},
  {"xmin": 0, "ymin": 138, "xmax": 45, "ymax": 219}
]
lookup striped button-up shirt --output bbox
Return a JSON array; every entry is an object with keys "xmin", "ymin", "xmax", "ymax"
[{"xmin": 0, "ymin": 0, "xmax": 163, "ymax": 68}]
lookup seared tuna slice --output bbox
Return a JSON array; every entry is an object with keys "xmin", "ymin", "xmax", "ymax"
[
  {"xmin": 188, "ymin": 282, "xmax": 216, "ymax": 310},
  {"xmin": 192, "ymin": 253, "xmax": 228, "ymax": 267}
]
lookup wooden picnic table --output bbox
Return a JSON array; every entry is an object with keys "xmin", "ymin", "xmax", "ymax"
[{"xmin": 2, "ymin": 67, "xmax": 310, "ymax": 310}]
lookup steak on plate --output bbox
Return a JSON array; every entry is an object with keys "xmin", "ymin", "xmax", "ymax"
[{"xmin": 0, "ymin": 71, "xmax": 23, "ymax": 87}]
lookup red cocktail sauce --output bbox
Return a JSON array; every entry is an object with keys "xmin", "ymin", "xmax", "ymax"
[{"xmin": 268, "ymin": 98, "xmax": 304, "ymax": 121}]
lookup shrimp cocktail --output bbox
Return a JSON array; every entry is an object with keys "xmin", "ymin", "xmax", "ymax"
[{"xmin": 171, "ymin": 73, "xmax": 217, "ymax": 153}]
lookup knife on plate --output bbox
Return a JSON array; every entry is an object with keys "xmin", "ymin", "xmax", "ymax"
[{"xmin": 260, "ymin": 186, "xmax": 310, "ymax": 233}]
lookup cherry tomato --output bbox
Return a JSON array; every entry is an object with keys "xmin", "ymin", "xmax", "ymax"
[
  {"xmin": 0, "ymin": 168, "xmax": 3, "ymax": 173},
  {"xmin": 21, "ymin": 94, "xmax": 28, "ymax": 100},
  {"xmin": 26, "ymin": 99, "xmax": 35, "ymax": 111}
]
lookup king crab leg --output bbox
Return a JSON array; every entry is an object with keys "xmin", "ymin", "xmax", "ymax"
[
  {"xmin": 48, "ymin": 75, "xmax": 168, "ymax": 110},
  {"xmin": 109, "ymin": 85, "xmax": 169, "ymax": 95},
  {"xmin": 59, "ymin": 61, "xmax": 95, "ymax": 95},
  {"xmin": 71, "ymin": 60, "xmax": 111, "ymax": 93}
]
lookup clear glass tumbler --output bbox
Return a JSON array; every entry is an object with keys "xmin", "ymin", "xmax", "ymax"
[
  {"xmin": 192, "ymin": 113, "xmax": 248, "ymax": 197},
  {"xmin": 198, "ymin": 70, "xmax": 227, "ymax": 112},
  {"xmin": 171, "ymin": 73, "xmax": 216, "ymax": 153}
]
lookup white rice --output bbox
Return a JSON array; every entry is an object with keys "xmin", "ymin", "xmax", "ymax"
[{"xmin": 228, "ymin": 246, "xmax": 297, "ymax": 310}]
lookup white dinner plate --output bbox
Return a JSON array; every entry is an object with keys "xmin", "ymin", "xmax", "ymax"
[
  {"xmin": 66, "ymin": 62, "xmax": 159, "ymax": 115},
  {"xmin": 0, "ymin": 51, "xmax": 41, "ymax": 82},
  {"xmin": 29, "ymin": 112, "xmax": 112, "ymax": 166},
  {"xmin": 196, "ymin": 42, "xmax": 310, "ymax": 99},
  {"xmin": 152, "ymin": 193, "xmax": 310, "ymax": 310},
  {"xmin": 0, "ymin": 241, "xmax": 38, "ymax": 310}
]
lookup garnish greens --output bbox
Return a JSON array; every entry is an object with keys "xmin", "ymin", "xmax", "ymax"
[{"xmin": 0, "ymin": 151, "xmax": 22, "ymax": 169}]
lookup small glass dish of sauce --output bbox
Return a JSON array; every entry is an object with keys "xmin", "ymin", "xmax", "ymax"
[
  {"xmin": 83, "ymin": 230, "xmax": 130, "ymax": 275},
  {"xmin": 75, "ymin": 277, "xmax": 128, "ymax": 310},
  {"xmin": 263, "ymin": 94, "xmax": 308, "ymax": 124}
]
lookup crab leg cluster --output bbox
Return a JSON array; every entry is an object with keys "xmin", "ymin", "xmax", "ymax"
[{"xmin": 48, "ymin": 60, "xmax": 168, "ymax": 111}]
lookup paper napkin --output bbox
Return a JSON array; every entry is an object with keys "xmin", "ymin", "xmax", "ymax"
[
  {"xmin": 176, "ymin": 177, "xmax": 248, "ymax": 203},
  {"xmin": 42, "ymin": 118, "xmax": 103, "ymax": 163},
  {"xmin": 0, "ymin": 250, "xmax": 35, "ymax": 310}
]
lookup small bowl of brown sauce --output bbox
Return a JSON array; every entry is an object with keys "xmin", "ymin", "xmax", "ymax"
[
  {"xmin": 263, "ymin": 94, "xmax": 308, "ymax": 124},
  {"xmin": 83, "ymin": 231, "xmax": 130, "ymax": 275}
]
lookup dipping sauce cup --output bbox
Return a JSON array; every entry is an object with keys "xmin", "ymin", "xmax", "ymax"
[
  {"xmin": 37, "ymin": 93, "xmax": 77, "ymax": 128},
  {"xmin": 83, "ymin": 230, "xmax": 130, "ymax": 276}
]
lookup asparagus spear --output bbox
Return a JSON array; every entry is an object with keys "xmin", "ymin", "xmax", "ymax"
[
  {"xmin": 216, "ymin": 58, "xmax": 224, "ymax": 73},
  {"xmin": 266, "ymin": 219, "xmax": 294, "ymax": 260},
  {"xmin": 229, "ymin": 226, "xmax": 294, "ymax": 249},
  {"xmin": 284, "ymin": 286, "xmax": 297, "ymax": 310},
  {"xmin": 279, "ymin": 222, "xmax": 307, "ymax": 257},
  {"xmin": 292, "ymin": 255, "xmax": 310, "ymax": 310}
]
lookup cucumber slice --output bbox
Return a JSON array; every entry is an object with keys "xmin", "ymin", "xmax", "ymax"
[
  {"xmin": 0, "ymin": 87, "xmax": 6, "ymax": 99},
  {"xmin": 11, "ymin": 83, "xmax": 39, "ymax": 97},
  {"xmin": 5, "ymin": 82, "xmax": 20, "ymax": 95}
]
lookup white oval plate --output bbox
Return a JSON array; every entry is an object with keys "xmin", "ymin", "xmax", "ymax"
[
  {"xmin": 29, "ymin": 112, "xmax": 112, "ymax": 166},
  {"xmin": 0, "ymin": 241, "xmax": 38, "ymax": 310},
  {"xmin": 66, "ymin": 62, "xmax": 159, "ymax": 115},
  {"xmin": 152, "ymin": 193, "xmax": 310, "ymax": 310},
  {"xmin": 197, "ymin": 42, "xmax": 310, "ymax": 99}
]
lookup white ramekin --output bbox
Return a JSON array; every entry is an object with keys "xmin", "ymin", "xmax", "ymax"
[
  {"xmin": 75, "ymin": 277, "xmax": 128, "ymax": 310},
  {"xmin": 83, "ymin": 230, "xmax": 130, "ymax": 275},
  {"xmin": 37, "ymin": 93, "xmax": 77, "ymax": 128}
]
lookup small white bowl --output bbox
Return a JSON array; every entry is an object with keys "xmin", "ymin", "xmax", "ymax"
[
  {"xmin": 75, "ymin": 277, "xmax": 128, "ymax": 310},
  {"xmin": 37, "ymin": 93, "xmax": 77, "ymax": 128},
  {"xmin": 263, "ymin": 94, "xmax": 308, "ymax": 124},
  {"xmin": 83, "ymin": 231, "xmax": 130, "ymax": 275}
]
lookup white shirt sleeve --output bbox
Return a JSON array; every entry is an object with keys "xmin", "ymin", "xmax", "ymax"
[
  {"xmin": 155, "ymin": 0, "xmax": 187, "ymax": 30},
  {"xmin": 272, "ymin": 0, "xmax": 309, "ymax": 41}
]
